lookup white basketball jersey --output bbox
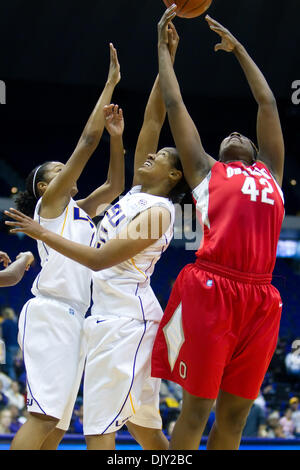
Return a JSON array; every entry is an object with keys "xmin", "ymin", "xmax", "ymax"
[
  {"xmin": 91, "ymin": 186, "xmax": 175, "ymax": 322},
  {"xmin": 31, "ymin": 198, "xmax": 96, "ymax": 314}
]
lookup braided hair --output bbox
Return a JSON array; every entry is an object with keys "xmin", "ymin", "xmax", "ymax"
[{"xmin": 15, "ymin": 162, "xmax": 52, "ymax": 217}]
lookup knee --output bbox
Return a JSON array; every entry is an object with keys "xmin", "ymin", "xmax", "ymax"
[
  {"xmin": 216, "ymin": 408, "xmax": 249, "ymax": 435},
  {"xmin": 29, "ymin": 412, "xmax": 59, "ymax": 432},
  {"xmin": 181, "ymin": 399, "xmax": 214, "ymax": 431}
]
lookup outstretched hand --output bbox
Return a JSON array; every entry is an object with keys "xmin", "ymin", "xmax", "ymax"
[
  {"xmin": 103, "ymin": 104, "xmax": 124, "ymax": 137},
  {"xmin": 107, "ymin": 43, "xmax": 121, "ymax": 86},
  {"xmin": 205, "ymin": 15, "xmax": 240, "ymax": 52},
  {"xmin": 158, "ymin": 4, "xmax": 177, "ymax": 49},
  {"xmin": 0, "ymin": 251, "xmax": 11, "ymax": 268},
  {"xmin": 5, "ymin": 209, "xmax": 45, "ymax": 241}
]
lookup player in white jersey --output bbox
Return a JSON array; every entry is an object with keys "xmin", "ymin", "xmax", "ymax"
[
  {"xmin": 6, "ymin": 23, "xmax": 188, "ymax": 450},
  {"xmin": 6, "ymin": 44, "xmax": 125, "ymax": 450}
]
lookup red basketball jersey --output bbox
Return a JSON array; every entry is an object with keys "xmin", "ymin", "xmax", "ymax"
[{"xmin": 192, "ymin": 161, "xmax": 285, "ymax": 274}]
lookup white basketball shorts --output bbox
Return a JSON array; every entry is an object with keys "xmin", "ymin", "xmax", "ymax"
[
  {"xmin": 82, "ymin": 314, "xmax": 162, "ymax": 435},
  {"xmin": 18, "ymin": 295, "xmax": 85, "ymax": 430}
]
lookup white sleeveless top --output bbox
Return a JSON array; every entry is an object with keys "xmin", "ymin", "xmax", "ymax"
[
  {"xmin": 91, "ymin": 186, "xmax": 175, "ymax": 322},
  {"xmin": 31, "ymin": 198, "xmax": 96, "ymax": 315}
]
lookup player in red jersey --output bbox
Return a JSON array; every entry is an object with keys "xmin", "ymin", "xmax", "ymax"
[{"xmin": 151, "ymin": 5, "xmax": 285, "ymax": 449}]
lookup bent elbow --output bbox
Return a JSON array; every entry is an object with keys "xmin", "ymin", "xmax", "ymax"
[
  {"xmin": 88, "ymin": 258, "xmax": 103, "ymax": 272},
  {"xmin": 259, "ymin": 92, "xmax": 277, "ymax": 106},
  {"xmin": 113, "ymin": 183, "xmax": 125, "ymax": 198},
  {"xmin": 107, "ymin": 181, "xmax": 125, "ymax": 201},
  {"xmin": 82, "ymin": 132, "xmax": 99, "ymax": 148},
  {"xmin": 90, "ymin": 264, "xmax": 102, "ymax": 272},
  {"xmin": 165, "ymin": 96, "xmax": 183, "ymax": 111}
]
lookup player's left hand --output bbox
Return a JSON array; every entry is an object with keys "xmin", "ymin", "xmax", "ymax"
[
  {"xmin": 4, "ymin": 208, "xmax": 45, "ymax": 241},
  {"xmin": 103, "ymin": 104, "xmax": 124, "ymax": 137},
  {"xmin": 0, "ymin": 251, "xmax": 11, "ymax": 268},
  {"xmin": 205, "ymin": 15, "xmax": 240, "ymax": 53},
  {"xmin": 168, "ymin": 21, "xmax": 180, "ymax": 64},
  {"xmin": 158, "ymin": 4, "xmax": 177, "ymax": 50}
]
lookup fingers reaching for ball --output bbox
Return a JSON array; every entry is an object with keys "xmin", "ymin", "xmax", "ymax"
[{"xmin": 158, "ymin": 4, "xmax": 177, "ymax": 48}]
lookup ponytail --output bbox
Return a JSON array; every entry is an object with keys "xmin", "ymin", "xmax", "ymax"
[{"xmin": 15, "ymin": 162, "xmax": 51, "ymax": 217}]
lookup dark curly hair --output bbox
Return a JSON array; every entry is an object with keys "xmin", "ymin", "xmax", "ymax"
[{"xmin": 15, "ymin": 162, "xmax": 52, "ymax": 217}]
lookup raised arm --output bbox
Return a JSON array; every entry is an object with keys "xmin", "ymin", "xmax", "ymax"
[
  {"xmin": 132, "ymin": 22, "xmax": 179, "ymax": 186},
  {"xmin": 76, "ymin": 104, "xmax": 125, "ymax": 218},
  {"xmin": 40, "ymin": 43, "xmax": 121, "ymax": 218},
  {"xmin": 0, "ymin": 251, "xmax": 34, "ymax": 287},
  {"xmin": 157, "ymin": 6, "xmax": 215, "ymax": 191},
  {"xmin": 206, "ymin": 15, "xmax": 284, "ymax": 186},
  {"xmin": 5, "ymin": 207, "xmax": 171, "ymax": 271}
]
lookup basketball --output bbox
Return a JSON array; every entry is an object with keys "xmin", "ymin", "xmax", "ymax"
[{"xmin": 162, "ymin": 0, "xmax": 212, "ymax": 19}]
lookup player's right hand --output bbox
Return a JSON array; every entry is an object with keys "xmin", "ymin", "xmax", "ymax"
[
  {"xmin": 168, "ymin": 22, "xmax": 180, "ymax": 64},
  {"xmin": 107, "ymin": 43, "xmax": 121, "ymax": 86},
  {"xmin": 0, "ymin": 251, "xmax": 11, "ymax": 268}
]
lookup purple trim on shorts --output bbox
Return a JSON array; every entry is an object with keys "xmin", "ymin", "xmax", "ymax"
[
  {"xmin": 22, "ymin": 300, "xmax": 47, "ymax": 415},
  {"xmin": 100, "ymin": 297, "xmax": 147, "ymax": 435}
]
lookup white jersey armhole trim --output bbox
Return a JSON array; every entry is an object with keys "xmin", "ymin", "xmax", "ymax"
[
  {"xmin": 192, "ymin": 172, "xmax": 212, "ymax": 229},
  {"xmin": 35, "ymin": 197, "xmax": 72, "ymax": 223}
]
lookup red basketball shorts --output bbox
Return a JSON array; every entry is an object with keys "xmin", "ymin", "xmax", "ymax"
[{"xmin": 151, "ymin": 260, "xmax": 282, "ymax": 400}]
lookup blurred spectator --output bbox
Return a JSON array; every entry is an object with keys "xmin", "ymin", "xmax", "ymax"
[
  {"xmin": 8, "ymin": 404, "xmax": 27, "ymax": 433},
  {"xmin": 254, "ymin": 392, "xmax": 267, "ymax": 413},
  {"xmin": 0, "ymin": 371, "xmax": 12, "ymax": 392},
  {"xmin": 13, "ymin": 350, "xmax": 26, "ymax": 386},
  {"xmin": 0, "ymin": 380, "xmax": 9, "ymax": 410},
  {"xmin": 265, "ymin": 411, "xmax": 285, "ymax": 438},
  {"xmin": 279, "ymin": 408, "xmax": 295, "ymax": 438},
  {"xmin": 159, "ymin": 380, "xmax": 181, "ymax": 435},
  {"xmin": 73, "ymin": 404, "xmax": 83, "ymax": 434},
  {"xmin": 0, "ymin": 307, "xmax": 19, "ymax": 380},
  {"xmin": 289, "ymin": 397, "xmax": 300, "ymax": 437},
  {"xmin": 242, "ymin": 403, "xmax": 267, "ymax": 438},
  {"xmin": 273, "ymin": 424, "xmax": 286, "ymax": 438},
  {"xmin": 161, "ymin": 380, "xmax": 182, "ymax": 404},
  {"xmin": 285, "ymin": 340, "xmax": 300, "ymax": 377},
  {"xmin": 261, "ymin": 372, "xmax": 276, "ymax": 396},
  {"xmin": 17, "ymin": 370, "xmax": 27, "ymax": 394},
  {"xmin": 268, "ymin": 338, "xmax": 289, "ymax": 382},
  {"xmin": 0, "ymin": 408, "xmax": 12, "ymax": 434},
  {"xmin": 6, "ymin": 380, "xmax": 25, "ymax": 410}
]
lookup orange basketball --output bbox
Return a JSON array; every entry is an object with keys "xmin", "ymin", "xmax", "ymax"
[{"xmin": 162, "ymin": 0, "xmax": 212, "ymax": 19}]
